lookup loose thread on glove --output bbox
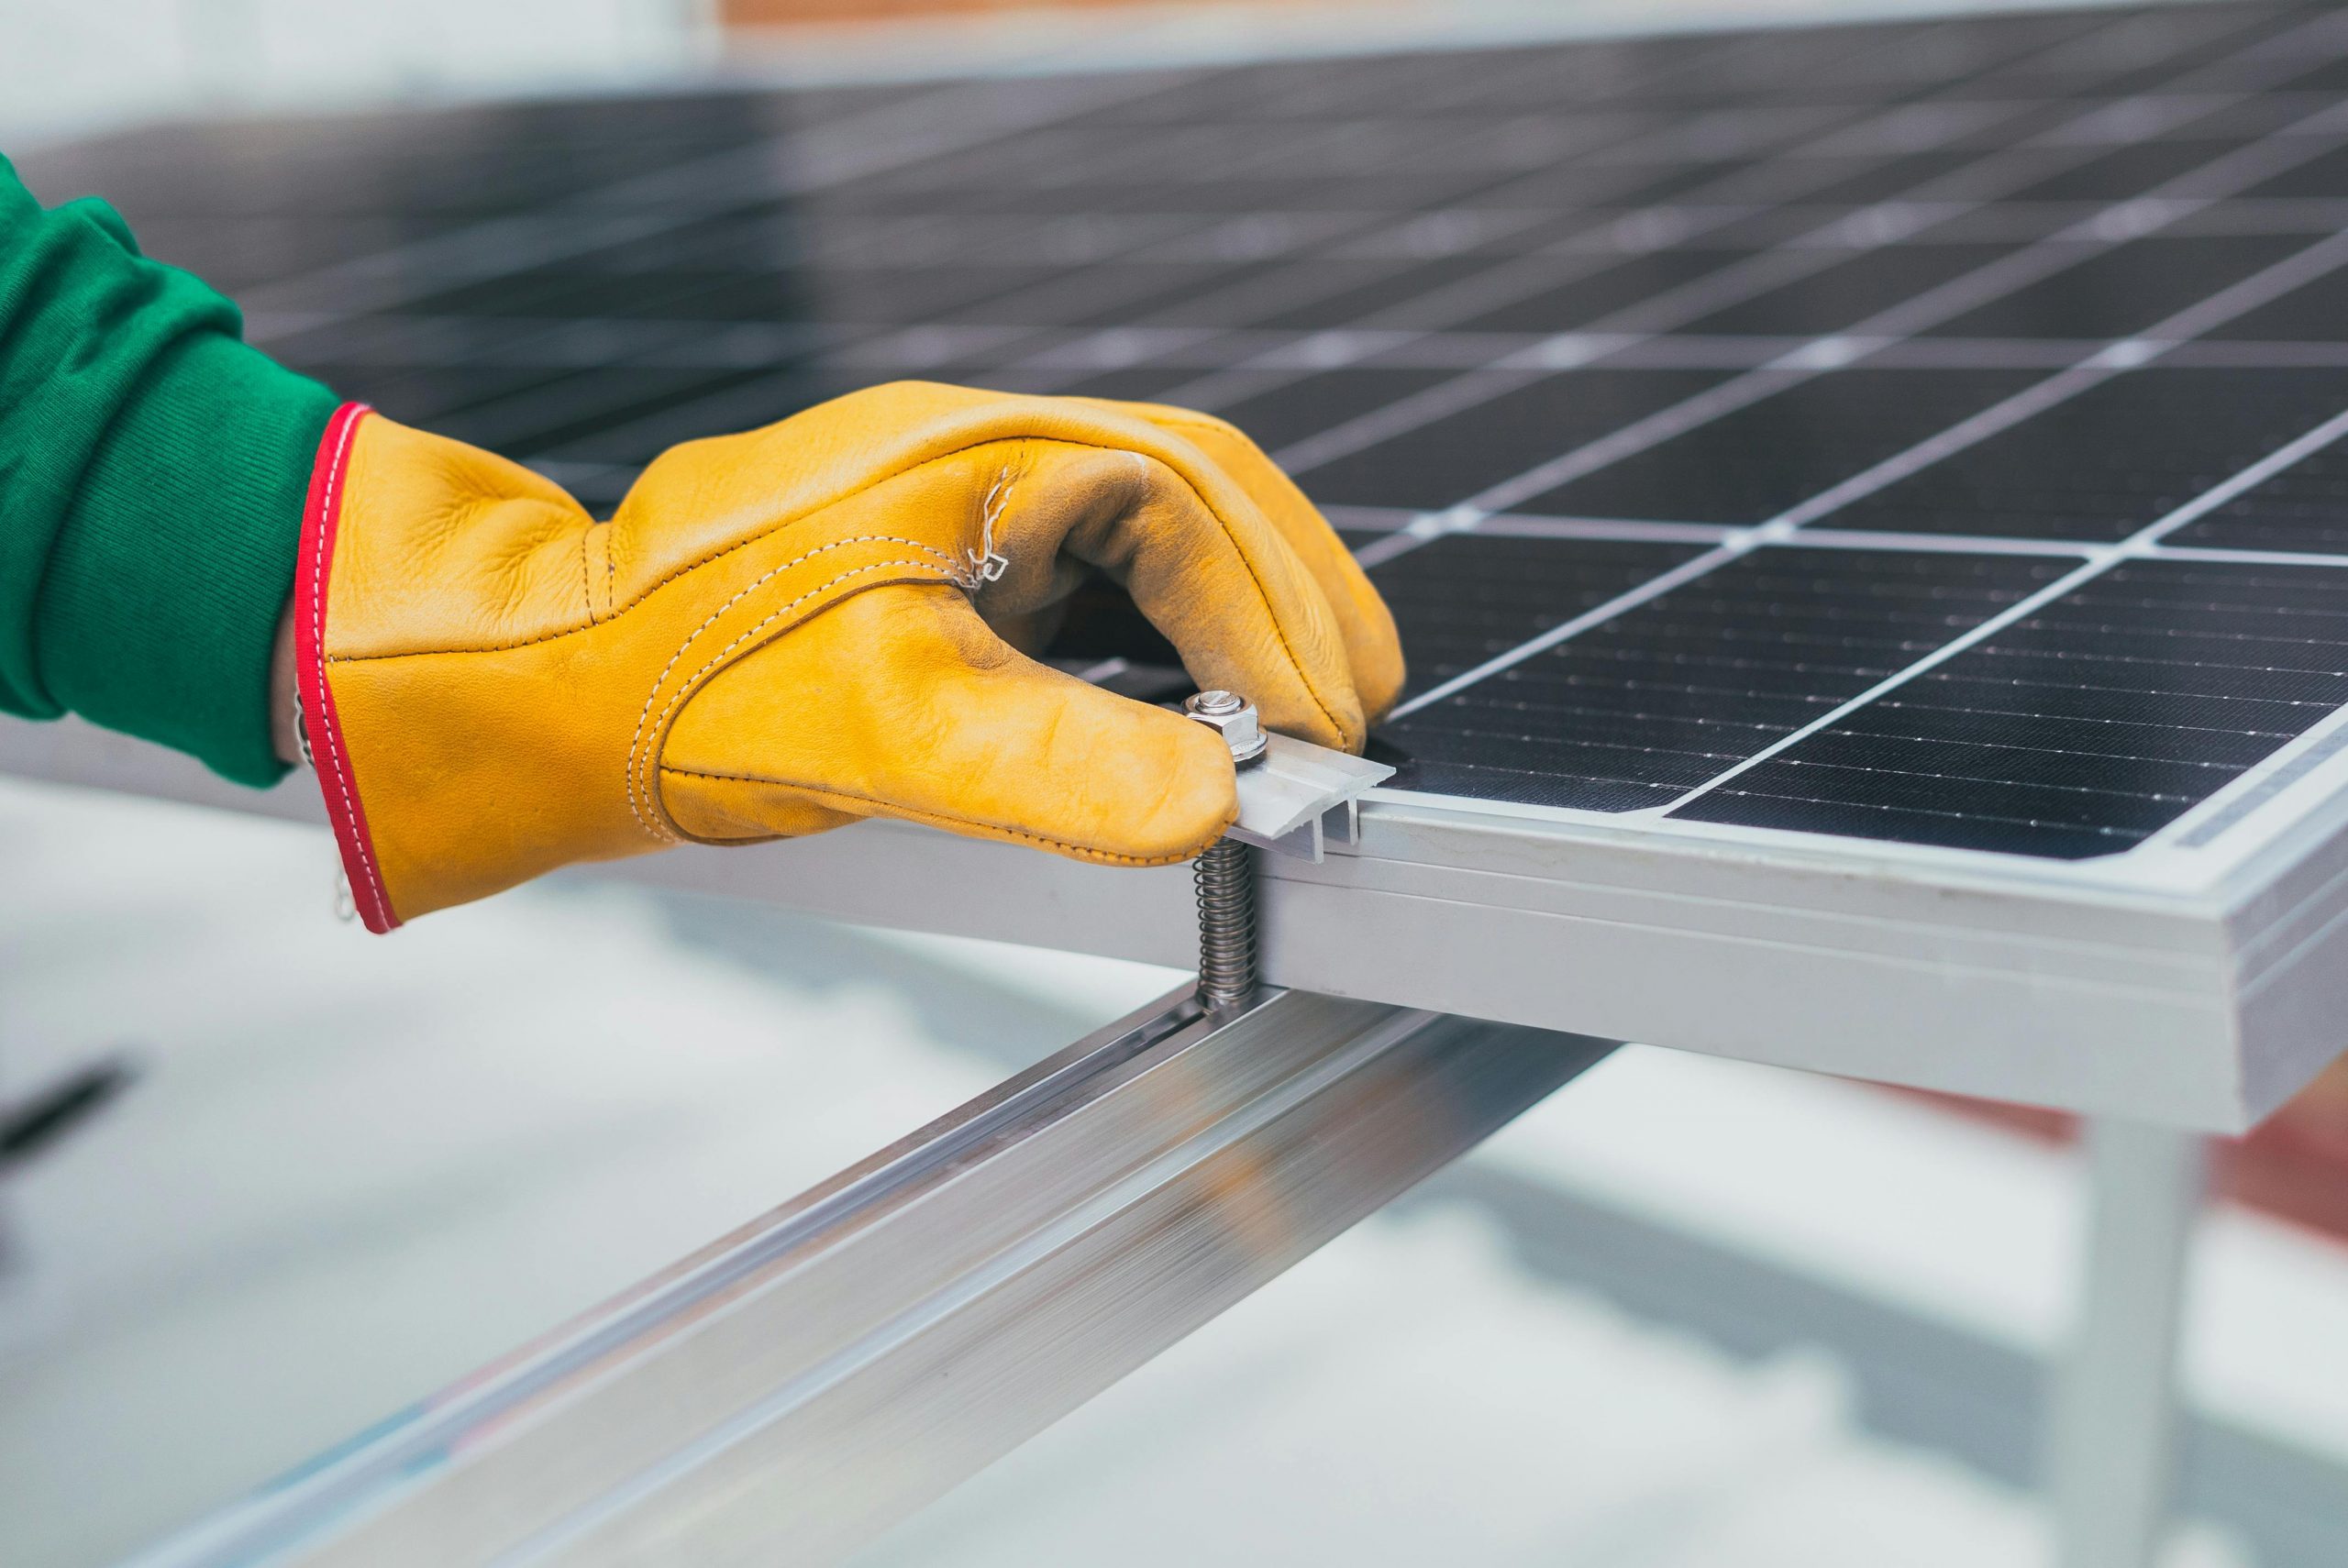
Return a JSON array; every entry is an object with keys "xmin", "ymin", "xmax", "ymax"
[{"xmin": 954, "ymin": 467, "xmax": 1014, "ymax": 591}]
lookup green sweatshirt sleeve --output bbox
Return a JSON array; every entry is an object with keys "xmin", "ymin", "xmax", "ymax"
[{"xmin": 0, "ymin": 152, "xmax": 339, "ymax": 787}]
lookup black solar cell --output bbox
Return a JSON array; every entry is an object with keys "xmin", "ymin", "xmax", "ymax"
[
  {"xmin": 1363, "ymin": 533, "xmax": 1710, "ymax": 701},
  {"xmin": 1834, "ymin": 368, "xmax": 2348, "ymax": 540},
  {"xmin": 1249, "ymin": 254, "xmax": 1547, "ymax": 331},
  {"xmin": 1200, "ymin": 369, "xmax": 1461, "ymax": 452},
  {"xmin": 1519, "ymin": 368, "xmax": 2046, "ymax": 524},
  {"xmin": 1673, "ymin": 241, "xmax": 2021, "ymax": 336},
  {"xmin": 1378, "ymin": 545, "xmax": 2062, "ymax": 808},
  {"xmin": 2191, "ymin": 260, "xmax": 2348, "ymax": 340},
  {"xmin": 2244, "ymin": 140, "xmax": 2348, "ymax": 200},
  {"xmin": 429, "ymin": 366, "xmax": 775, "ymax": 456},
  {"xmin": 1047, "ymin": 364, "xmax": 1213, "ymax": 403},
  {"xmin": 1671, "ymin": 558, "xmax": 2348, "ymax": 855},
  {"xmin": 1291, "ymin": 369, "xmax": 1732, "ymax": 511},
  {"xmin": 2004, "ymin": 137, "xmax": 2257, "ymax": 202},
  {"xmin": 1920, "ymin": 233, "xmax": 2317, "ymax": 338},
  {"xmin": 529, "ymin": 364, "xmax": 852, "ymax": 465},
  {"xmin": 1452, "ymin": 248, "xmax": 1764, "ymax": 333},
  {"xmin": 2168, "ymin": 436, "xmax": 2348, "ymax": 553}
]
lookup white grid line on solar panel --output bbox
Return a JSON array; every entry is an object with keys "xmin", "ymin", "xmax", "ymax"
[
  {"xmin": 794, "ymin": 225, "xmax": 1428, "ymax": 344},
  {"xmin": 1751, "ymin": 228, "xmax": 2348, "ymax": 516},
  {"xmin": 253, "ymin": 103, "xmax": 1848, "ymax": 379},
  {"xmin": 242, "ymin": 14, "xmax": 2284, "ymax": 380},
  {"xmin": 986, "ymin": 128, "xmax": 2157, "ymax": 403},
  {"xmin": 332, "ymin": 199, "xmax": 2348, "ymax": 384},
  {"xmin": 279, "ymin": 95, "xmax": 2348, "ymax": 491},
  {"xmin": 2153, "ymin": 544, "xmax": 2348, "ymax": 569},
  {"xmin": 1333, "ymin": 501, "xmax": 2348, "ymax": 575},
  {"xmin": 901, "ymin": 16, "xmax": 2348, "ymax": 438},
  {"xmin": 340, "ymin": 39, "xmax": 2000, "ymax": 455},
  {"xmin": 1335, "ymin": 148, "xmax": 2348, "ymax": 638},
  {"xmin": 1376, "ymin": 214, "xmax": 2348, "ymax": 722},
  {"xmin": 231, "ymin": 68, "xmax": 1210, "ymax": 320},
  {"xmin": 141, "ymin": 17, "xmax": 2254, "ymax": 434},
  {"xmin": 1992, "ymin": 2, "xmax": 2293, "ymax": 84},
  {"xmin": 751, "ymin": 205, "xmax": 1376, "ymax": 276},
  {"xmin": 314, "ymin": 210, "xmax": 1426, "ymax": 358},
  {"xmin": 919, "ymin": 318, "xmax": 2348, "ymax": 384},
  {"xmin": 222, "ymin": 16, "xmax": 1866, "ymax": 323},
  {"xmin": 1094, "ymin": 88, "xmax": 2321, "ymax": 344},
  {"xmin": 1048, "ymin": 15, "xmax": 1909, "ymax": 125},
  {"xmin": 1338, "ymin": 502, "xmax": 2348, "ymax": 580},
  {"xmin": 110, "ymin": 6, "xmax": 2273, "ymax": 328},
  {"xmin": 1047, "ymin": 6, "xmax": 2119, "ymax": 130},
  {"xmin": 1651, "ymin": 395, "xmax": 2348, "ymax": 823},
  {"xmin": 248, "ymin": 15, "xmax": 2282, "ymax": 375},
  {"xmin": 1334, "ymin": 122, "xmax": 2264, "ymax": 333},
  {"xmin": 1679, "ymin": 190, "xmax": 2348, "ymax": 250},
  {"xmin": 852, "ymin": 99, "xmax": 1849, "ymax": 201},
  {"xmin": 504, "ymin": 86, "xmax": 2032, "ymax": 364},
  {"xmin": 1368, "ymin": 558, "xmax": 2075, "ymax": 813},
  {"xmin": 1430, "ymin": 513, "xmax": 1742, "ymax": 547},
  {"xmin": 250, "ymin": 293, "xmax": 2348, "ymax": 391},
  {"xmin": 1670, "ymin": 572, "xmax": 2348, "ymax": 856},
  {"xmin": 254, "ymin": 319, "xmax": 2192, "ymax": 381},
  {"xmin": 197, "ymin": 8, "xmax": 2329, "ymax": 480},
  {"xmin": 1266, "ymin": 110, "xmax": 2348, "ymax": 513},
  {"xmin": 1210, "ymin": 199, "xmax": 2322, "ymax": 486}
]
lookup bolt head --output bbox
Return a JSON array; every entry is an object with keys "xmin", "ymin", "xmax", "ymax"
[{"xmin": 1183, "ymin": 690, "xmax": 1267, "ymax": 765}]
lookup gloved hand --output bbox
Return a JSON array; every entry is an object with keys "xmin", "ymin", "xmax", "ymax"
[{"xmin": 294, "ymin": 381, "xmax": 1404, "ymax": 932}]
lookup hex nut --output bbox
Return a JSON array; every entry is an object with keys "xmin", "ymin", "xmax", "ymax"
[{"xmin": 1183, "ymin": 690, "xmax": 1268, "ymax": 765}]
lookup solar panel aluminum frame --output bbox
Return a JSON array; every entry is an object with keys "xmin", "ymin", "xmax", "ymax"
[
  {"xmin": 16, "ymin": 0, "xmax": 2348, "ymax": 1133},
  {"xmin": 7, "ymin": 699, "xmax": 2345, "ymax": 1133},
  {"xmin": 621, "ymin": 707, "xmax": 2348, "ymax": 1137}
]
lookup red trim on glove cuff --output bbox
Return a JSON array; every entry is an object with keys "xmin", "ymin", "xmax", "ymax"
[{"xmin": 296, "ymin": 402, "xmax": 400, "ymax": 933}]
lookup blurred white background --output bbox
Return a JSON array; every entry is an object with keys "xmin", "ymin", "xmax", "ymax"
[
  {"xmin": 0, "ymin": 0, "xmax": 714, "ymax": 148},
  {"xmin": 4, "ymin": 2, "xmax": 2348, "ymax": 1566}
]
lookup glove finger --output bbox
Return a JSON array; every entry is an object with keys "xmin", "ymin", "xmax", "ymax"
[
  {"xmin": 658, "ymin": 585, "xmax": 1238, "ymax": 865},
  {"xmin": 984, "ymin": 441, "xmax": 1368, "ymax": 751},
  {"xmin": 1069, "ymin": 397, "xmax": 1406, "ymax": 723}
]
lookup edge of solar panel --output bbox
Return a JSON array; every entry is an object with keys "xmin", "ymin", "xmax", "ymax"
[
  {"xmin": 15, "ymin": 701, "xmax": 2348, "ymax": 1134},
  {"xmin": 17, "ymin": 0, "xmax": 2348, "ymax": 1131}
]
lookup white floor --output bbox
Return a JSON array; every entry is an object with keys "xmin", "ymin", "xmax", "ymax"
[{"xmin": 4, "ymin": 776, "xmax": 2328, "ymax": 1568}]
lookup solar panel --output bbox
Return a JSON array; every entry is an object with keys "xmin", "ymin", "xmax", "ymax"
[
  {"xmin": 26, "ymin": 0, "xmax": 2348, "ymax": 1123},
  {"xmin": 29, "ymin": 13, "xmax": 2348, "ymax": 823}
]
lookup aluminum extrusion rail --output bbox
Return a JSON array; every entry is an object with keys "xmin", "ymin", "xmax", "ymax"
[{"xmin": 137, "ymin": 988, "xmax": 1616, "ymax": 1568}]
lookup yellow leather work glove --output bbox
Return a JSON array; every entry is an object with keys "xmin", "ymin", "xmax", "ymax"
[{"xmin": 293, "ymin": 382, "xmax": 1404, "ymax": 932}]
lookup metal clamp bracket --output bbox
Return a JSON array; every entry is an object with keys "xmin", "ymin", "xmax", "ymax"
[{"xmin": 1226, "ymin": 733, "xmax": 1394, "ymax": 862}]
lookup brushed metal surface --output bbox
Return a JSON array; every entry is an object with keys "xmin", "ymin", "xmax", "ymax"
[{"xmin": 132, "ymin": 988, "xmax": 1614, "ymax": 1568}]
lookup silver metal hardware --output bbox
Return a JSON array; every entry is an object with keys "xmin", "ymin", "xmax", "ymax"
[
  {"xmin": 1191, "ymin": 836, "xmax": 1257, "ymax": 1011},
  {"xmin": 1183, "ymin": 691, "xmax": 1268, "ymax": 1010},
  {"xmin": 1180, "ymin": 689, "xmax": 1266, "ymax": 765},
  {"xmin": 1226, "ymin": 732, "xmax": 1392, "ymax": 862}
]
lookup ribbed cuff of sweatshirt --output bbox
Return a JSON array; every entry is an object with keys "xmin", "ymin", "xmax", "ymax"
[{"xmin": 34, "ymin": 333, "xmax": 338, "ymax": 787}]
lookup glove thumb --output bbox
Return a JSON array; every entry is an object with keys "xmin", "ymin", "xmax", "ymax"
[{"xmin": 657, "ymin": 584, "xmax": 1240, "ymax": 865}]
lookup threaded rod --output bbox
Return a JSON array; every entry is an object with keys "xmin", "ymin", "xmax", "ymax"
[{"xmin": 1193, "ymin": 836, "xmax": 1258, "ymax": 1010}]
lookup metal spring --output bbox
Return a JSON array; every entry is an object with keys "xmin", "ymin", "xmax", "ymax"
[{"xmin": 1194, "ymin": 836, "xmax": 1258, "ymax": 1010}]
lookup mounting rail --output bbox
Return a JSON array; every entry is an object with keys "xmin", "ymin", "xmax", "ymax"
[{"xmin": 131, "ymin": 988, "xmax": 1613, "ymax": 1568}]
